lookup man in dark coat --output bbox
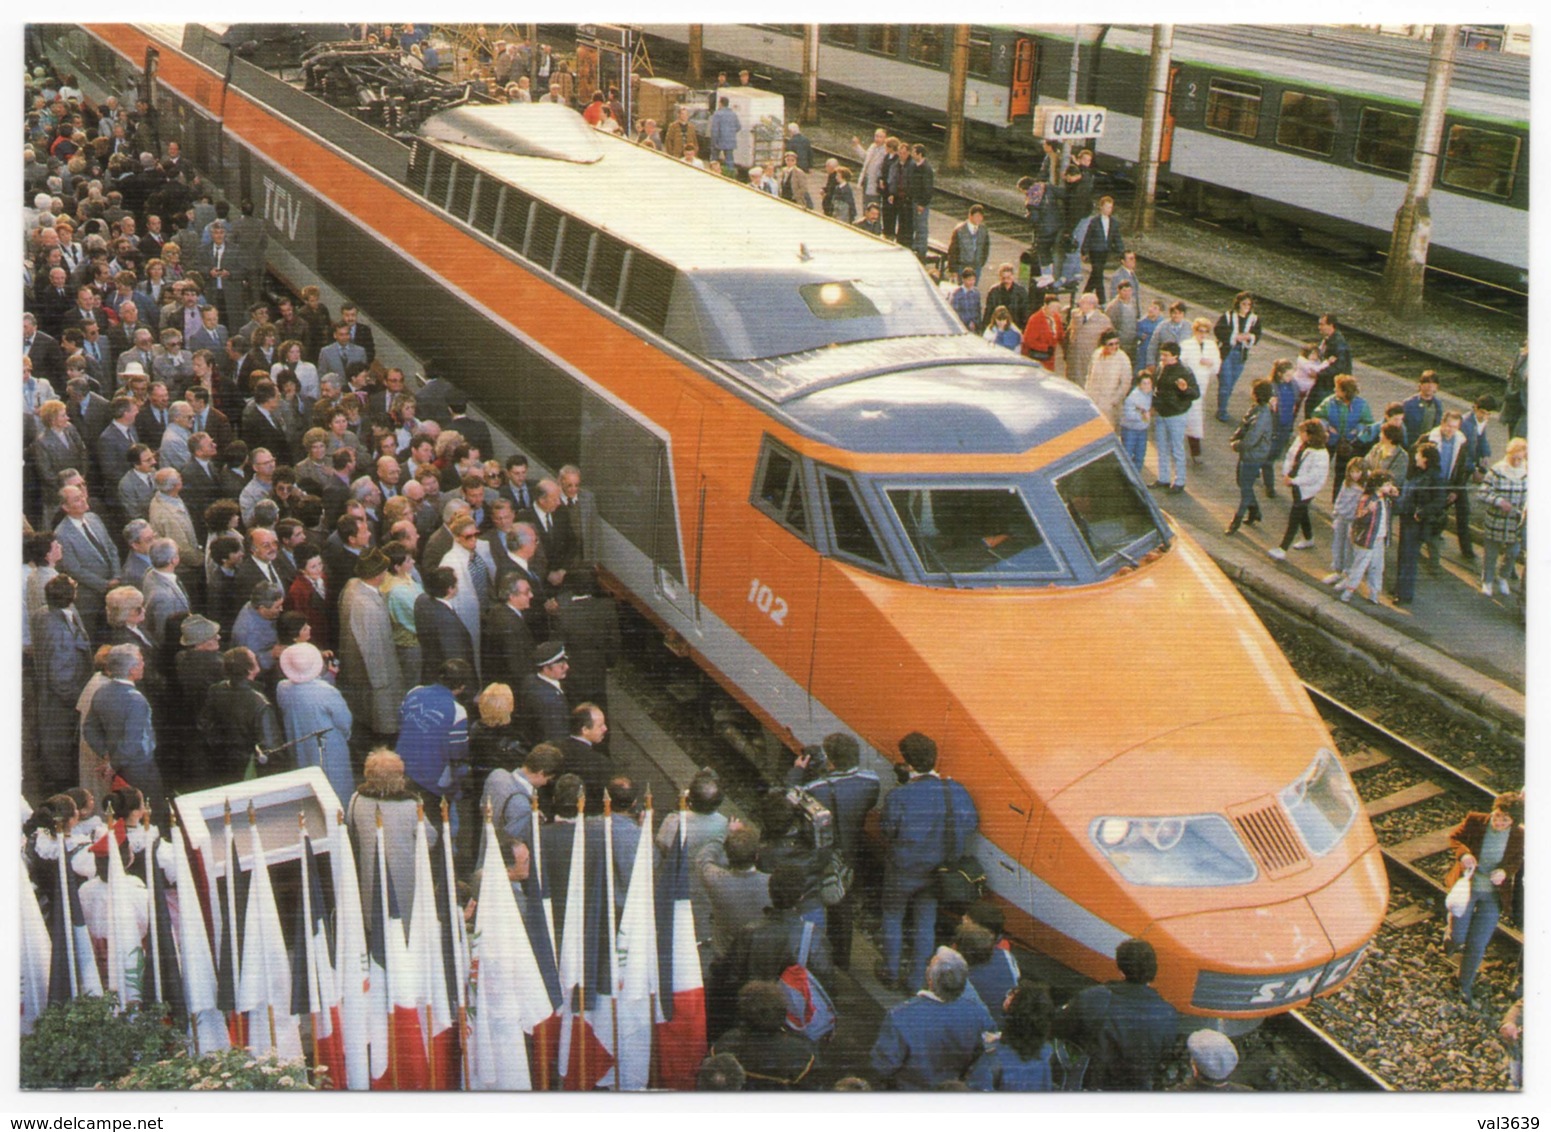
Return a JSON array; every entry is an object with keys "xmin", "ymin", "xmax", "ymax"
[
  {"xmin": 1055, "ymin": 938, "xmax": 1180, "ymax": 1090},
  {"xmin": 518, "ymin": 641, "xmax": 571, "ymax": 749},
  {"xmin": 414, "ymin": 566, "xmax": 476, "ymax": 685},
  {"xmin": 786, "ymin": 732, "xmax": 879, "ymax": 970},
  {"xmin": 1307, "ymin": 313, "xmax": 1352, "ymax": 420},
  {"xmin": 480, "ymin": 572, "xmax": 535, "ymax": 689},
  {"xmin": 557, "ymin": 702, "xmax": 611, "ymax": 812},
  {"xmin": 31, "ymin": 575, "xmax": 94, "ymax": 795},
  {"xmin": 981, "ymin": 263, "xmax": 1030, "ymax": 333},
  {"xmin": 84, "ymin": 643, "xmax": 164, "ymax": 814},
  {"xmin": 551, "ymin": 570, "xmax": 619, "ymax": 713}
]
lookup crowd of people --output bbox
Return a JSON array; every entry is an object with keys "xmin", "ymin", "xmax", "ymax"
[{"xmin": 21, "ymin": 44, "xmax": 1525, "ymax": 1092}]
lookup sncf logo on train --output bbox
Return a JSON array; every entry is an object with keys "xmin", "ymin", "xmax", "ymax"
[{"xmin": 1190, "ymin": 946, "xmax": 1367, "ymax": 1012}]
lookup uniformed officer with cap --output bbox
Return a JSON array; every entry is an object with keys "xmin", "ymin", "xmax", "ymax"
[
  {"xmin": 518, "ymin": 640, "xmax": 570, "ymax": 748},
  {"xmin": 1174, "ymin": 1029, "xmax": 1252, "ymax": 1092}
]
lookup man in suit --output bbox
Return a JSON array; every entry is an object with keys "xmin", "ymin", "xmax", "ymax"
[
  {"xmin": 69, "ymin": 284, "xmax": 111, "ymax": 336},
  {"xmin": 32, "ymin": 575, "xmax": 94, "ymax": 794},
  {"xmin": 146, "ymin": 468, "xmax": 202, "ymax": 584},
  {"xmin": 340, "ymin": 303, "xmax": 376, "ymax": 364},
  {"xmin": 317, "ymin": 321, "xmax": 367, "ymax": 379},
  {"xmin": 117, "ymin": 443, "xmax": 159, "ymax": 522},
  {"xmin": 480, "ymin": 572, "xmax": 535, "ymax": 689},
  {"xmin": 85, "ymin": 643, "xmax": 165, "ymax": 813},
  {"xmin": 135, "ymin": 382, "xmax": 172, "ymax": 452},
  {"xmin": 158, "ymin": 401, "xmax": 196, "ymax": 470},
  {"xmin": 65, "ymin": 377, "xmax": 114, "ymax": 471},
  {"xmin": 520, "ymin": 478, "xmax": 574, "ymax": 587},
  {"xmin": 121, "ymin": 519, "xmax": 157, "ymax": 588},
  {"xmin": 446, "ymin": 397, "xmax": 493, "ymax": 464},
  {"xmin": 193, "ymin": 221, "xmax": 239, "ymax": 323},
  {"xmin": 185, "ymin": 383, "xmax": 233, "ymax": 452},
  {"xmin": 498, "ymin": 452, "xmax": 534, "ymax": 514},
  {"xmin": 556, "ymin": 464, "xmax": 601, "ymax": 567},
  {"xmin": 36, "ymin": 267, "xmax": 75, "ymax": 339},
  {"xmin": 557, "ymin": 702, "xmax": 611, "ymax": 812},
  {"xmin": 97, "ymin": 395, "xmax": 142, "ymax": 486},
  {"xmin": 187, "ymin": 304, "xmax": 229, "ymax": 359},
  {"xmin": 237, "ymin": 525, "xmax": 296, "ymax": 594},
  {"xmin": 519, "ymin": 641, "xmax": 571, "ymax": 749},
  {"xmin": 552, "ymin": 564, "xmax": 620, "ymax": 712},
  {"xmin": 414, "ymin": 371, "xmax": 457, "ymax": 426},
  {"xmin": 23, "ymin": 313, "xmax": 66, "ymax": 382},
  {"xmin": 324, "ymin": 514, "xmax": 372, "ymax": 605},
  {"xmin": 503, "ymin": 522, "xmax": 553, "ymax": 641},
  {"xmin": 140, "ymin": 537, "xmax": 192, "ymax": 647},
  {"xmin": 414, "ymin": 566, "xmax": 476, "ymax": 685},
  {"xmin": 55, "ymin": 483, "xmax": 123, "ymax": 636},
  {"xmin": 240, "ymin": 380, "xmax": 292, "ymax": 466},
  {"xmin": 177, "ymin": 432, "xmax": 222, "ymax": 540},
  {"xmin": 946, "ymin": 204, "xmax": 992, "ymax": 282}
]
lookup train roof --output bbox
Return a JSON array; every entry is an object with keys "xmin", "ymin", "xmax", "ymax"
[{"xmin": 1101, "ymin": 24, "xmax": 1527, "ymax": 121}]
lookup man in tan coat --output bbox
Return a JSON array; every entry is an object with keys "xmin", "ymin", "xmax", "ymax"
[
  {"xmin": 337, "ymin": 548, "xmax": 404, "ymax": 739},
  {"xmin": 1065, "ymin": 292, "xmax": 1113, "ymax": 389},
  {"xmin": 1085, "ymin": 330, "xmax": 1135, "ymax": 431}
]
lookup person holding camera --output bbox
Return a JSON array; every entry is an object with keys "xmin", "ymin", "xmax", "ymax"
[
  {"xmin": 876, "ymin": 732, "xmax": 978, "ymax": 994},
  {"xmin": 756, "ymin": 791, "xmax": 831, "ymax": 932},
  {"xmin": 788, "ymin": 732, "xmax": 880, "ymax": 971}
]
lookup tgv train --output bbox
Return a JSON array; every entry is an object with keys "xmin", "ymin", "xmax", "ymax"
[
  {"xmin": 639, "ymin": 23, "xmax": 1530, "ymax": 289},
  {"xmin": 43, "ymin": 23, "xmax": 1387, "ymax": 1017}
]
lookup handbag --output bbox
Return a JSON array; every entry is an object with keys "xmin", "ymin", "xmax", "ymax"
[
  {"xmin": 1445, "ymin": 871, "xmax": 1472, "ymax": 918},
  {"xmin": 818, "ymin": 855, "xmax": 853, "ymax": 906},
  {"xmin": 933, "ymin": 776, "xmax": 986, "ymax": 906}
]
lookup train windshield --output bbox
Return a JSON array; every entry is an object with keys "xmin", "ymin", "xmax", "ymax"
[
  {"xmin": 886, "ymin": 485, "xmax": 1060, "ymax": 577},
  {"xmin": 1054, "ymin": 452, "xmax": 1163, "ymax": 568}
]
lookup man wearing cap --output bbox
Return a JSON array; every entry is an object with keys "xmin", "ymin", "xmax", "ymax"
[
  {"xmin": 519, "ymin": 641, "xmax": 571, "ymax": 749},
  {"xmin": 174, "ymin": 615, "xmax": 226, "ymax": 766},
  {"xmin": 1173, "ymin": 1030, "xmax": 1252, "ymax": 1091},
  {"xmin": 338, "ymin": 548, "xmax": 405, "ymax": 739}
]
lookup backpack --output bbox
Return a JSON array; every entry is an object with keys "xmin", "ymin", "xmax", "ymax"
[{"xmin": 779, "ymin": 920, "xmax": 836, "ymax": 1041}]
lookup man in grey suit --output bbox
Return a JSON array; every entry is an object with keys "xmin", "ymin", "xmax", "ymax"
[
  {"xmin": 141, "ymin": 537, "xmax": 192, "ymax": 647},
  {"xmin": 117, "ymin": 444, "xmax": 158, "ymax": 522},
  {"xmin": 317, "ymin": 321, "xmax": 368, "ymax": 379},
  {"xmin": 557, "ymin": 464, "xmax": 601, "ymax": 567},
  {"xmin": 96, "ymin": 395, "xmax": 141, "ymax": 486},
  {"xmin": 84, "ymin": 643, "xmax": 163, "ymax": 813},
  {"xmin": 32, "ymin": 574, "xmax": 94, "ymax": 795},
  {"xmin": 55, "ymin": 483, "xmax": 122, "ymax": 636},
  {"xmin": 187, "ymin": 305, "xmax": 229, "ymax": 358},
  {"xmin": 121, "ymin": 519, "xmax": 156, "ymax": 587}
]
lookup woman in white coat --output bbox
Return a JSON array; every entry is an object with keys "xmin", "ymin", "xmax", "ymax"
[
  {"xmin": 1177, "ymin": 317, "xmax": 1222, "ymax": 461},
  {"xmin": 1268, "ymin": 419, "xmax": 1331, "ymax": 560}
]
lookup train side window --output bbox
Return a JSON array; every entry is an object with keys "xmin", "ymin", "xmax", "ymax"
[
  {"xmin": 827, "ymin": 26, "xmax": 859, "ymax": 49},
  {"xmin": 473, "ymin": 183, "xmax": 501, "ymax": 236},
  {"xmin": 753, "ymin": 442, "xmax": 810, "ymax": 539},
  {"xmin": 907, "ymin": 26, "xmax": 946, "ymax": 68},
  {"xmin": 406, "ymin": 141, "xmax": 433, "ymax": 194},
  {"xmin": 1275, "ymin": 91, "xmax": 1339, "ymax": 157},
  {"xmin": 1441, "ymin": 124, "xmax": 1521, "ymax": 199},
  {"xmin": 967, "ymin": 29, "xmax": 994, "ymax": 78},
  {"xmin": 863, "ymin": 26, "xmax": 900, "ymax": 57},
  {"xmin": 498, "ymin": 190, "xmax": 533, "ymax": 252},
  {"xmin": 821, "ymin": 470, "xmax": 887, "ymax": 570},
  {"xmin": 587, "ymin": 235, "xmax": 628, "ymax": 306},
  {"xmin": 449, "ymin": 162, "xmax": 476, "ymax": 221},
  {"xmin": 529, "ymin": 203, "xmax": 563, "ymax": 270},
  {"xmin": 557, "ymin": 220, "xmax": 593, "ymax": 288},
  {"xmin": 1353, "ymin": 107, "xmax": 1418, "ymax": 174},
  {"xmin": 427, "ymin": 152, "xmax": 453, "ymax": 210},
  {"xmin": 620, "ymin": 252, "xmax": 676, "ymax": 335},
  {"xmin": 1205, "ymin": 77, "xmax": 1262, "ymax": 139}
]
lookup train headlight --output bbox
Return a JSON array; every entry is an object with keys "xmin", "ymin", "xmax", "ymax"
[
  {"xmin": 1278, "ymin": 748, "xmax": 1359, "ymax": 856},
  {"xmin": 1089, "ymin": 814, "xmax": 1257, "ymax": 887}
]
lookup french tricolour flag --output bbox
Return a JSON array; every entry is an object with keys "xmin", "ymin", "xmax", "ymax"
[
  {"xmin": 291, "ymin": 831, "xmax": 345, "ymax": 1087},
  {"xmin": 407, "ymin": 813, "xmax": 457, "ymax": 1088},
  {"xmin": 170, "ymin": 827, "xmax": 227, "ymax": 1054},
  {"xmin": 653, "ymin": 814, "xmax": 707, "ymax": 1090},
  {"xmin": 235, "ymin": 814, "xmax": 303, "ymax": 1059},
  {"xmin": 557, "ymin": 815, "xmax": 614, "ymax": 1089},
  {"xmin": 608, "ymin": 800, "xmax": 659, "ymax": 1091},
  {"xmin": 329, "ymin": 815, "xmax": 372, "ymax": 1089},
  {"xmin": 368, "ymin": 821, "xmax": 429, "ymax": 1089}
]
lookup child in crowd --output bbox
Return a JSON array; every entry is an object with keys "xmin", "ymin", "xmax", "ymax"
[
  {"xmin": 1291, "ymin": 342, "xmax": 1323, "ymax": 412},
  {"xmin": 1120, "ymin": 371, "xmax": 1154, "ymax": 472},
  {"xmin": 1324, "ymin": 461, "xmax": 1367, "ymax": 585},
  {"xmin": 1339, "ymin": 472, "xmax": 1396, "ymax": 604}
]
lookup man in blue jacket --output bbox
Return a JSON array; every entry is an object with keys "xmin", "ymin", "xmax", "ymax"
[
  {"xmin": 788, "ymin": 732, "xmax": 879, "ymax": 970},
  {"xmin": 876, "ymin": 732, "xmax": 978, "ymax": 993},
  {"xmin": 708, "ymin": 97, "xmax": 740, "ymax": 169},
  {"xmin": 871, "ymin": 946, "xmax": 994, "ymax": 1090}
]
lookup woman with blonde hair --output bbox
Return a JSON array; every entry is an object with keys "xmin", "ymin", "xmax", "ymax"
[
  {"xmin": 469, "ymin": 682, "xmax": 524, "ymax": 788},
  {"xmin": 31, "ymin": 399, "xmax": 89, "ymax": 489}
]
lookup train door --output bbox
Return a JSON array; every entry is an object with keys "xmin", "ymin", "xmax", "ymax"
[
  {"xmin": 660, "ymin": 390, "xmax": 706, "ymax": 624},
  {"xmin": 1160, "ymin": 65, "xmax": 1180, "ymax": 165},
  {"xmin": 1008, "ymin": 37, "xmax": 1037, "ymax": 120},
  {"xmin": 745, "ymin": 440, "xmax": 823, "ymax": 715}
]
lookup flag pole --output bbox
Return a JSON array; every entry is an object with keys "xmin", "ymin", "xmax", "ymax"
[
  {"xmin": 376, "ymin": 806, "xmax": 398, "ymax": 1091},
  {"xmin": 449, "ymin": 798, "xmax": 470, "ymax": 1092},
  {"xmin": 575, "ymin": 792, "xmax": 586, "ymax": 1092},
  {"xmin": 104, "ymin": 802, "xmax": 121, "ymax": 1009},
  {"xmin": 603, "ymin": 792, "xmax": 619, "ymax": 1092},
  {"xmin": 249, "ymin": 803, "xmax": 277, "ymax": 1053},
  {"xmin": 142, "ymin": 814, "xmax": 164, "ymax": 1009},
  {"xmin": 644, "ymin": 787, "xmax": 657, "ymax": 1092},
  {"xmin": 170, "ymin": 811, "xmax": 199, "ymax": 1057},
  {"xmin": 222, "ymin": 798, "xmax": 242, "ymax": 1045},
  {"xmin": 54, "ymin": 819, "xmax": 78, "ymax": 999},
  {"xmin": 298, "ymin": 813, "xmax": 320, "ymax": 1085},
  {"xmin": 416, "ymin": 802, "xmax": 436, "ymax": 1091},
  {"xmin": 523, "ymin": 796, "xmax": 550, "ymax": 1092}
]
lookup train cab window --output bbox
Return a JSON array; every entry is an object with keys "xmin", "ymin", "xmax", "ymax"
[
  {"xmin": 1275, "ymin": 92, "xmax": 1339, "ymax": 157},
  {"xmin": 498, "ymin": 189, "xmax": 533, "ymax": 252},
  {"xmin": 1353, "ymin": 107, "xmax": 1418, "ymax": 174},
  {"xmin": 557, "ymin": 220, "xmax": 594, "ymax": 288},
  {"xmin": 798, "ymin": 281, "xmax": 881, "ymax": 320},
  {"xmin": 753, "ymin": 443, "xmax": 810, "ymax": 538},
  {"xmin": 1441, "ymin": 124, "xmax": 1521, "ymax": 199},
  {"xmin": 820, "ymin": 471, "xmax": 888, "ymax": 570},
  {"xmin": 1054, "ymin": 452, "xmax": 1162, "ymax": 569},
  {"xmin": 886, "ymin": 485, "xmax": 1057, "ymax": 578},
  {"xmin": 1205, "ymin": 78, "xmax": 1262, "ymax": 139},
  {"xmin": 967, "ymin": 30, "xmax": 994, "ymax": 79},
  {"xmin": 587, "ymin": 235, "xmax": 628, "ymax": 306},
  {"xmin": 529, "ymin": 203, "xmax": 563, "ymax": 270},
  {"xmin": 907, "ymin": 26, "xmax": 946, "ymax": 67}
]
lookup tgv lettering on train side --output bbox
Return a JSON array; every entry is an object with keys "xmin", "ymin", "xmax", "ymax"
[
  {"xmin": 1248, "ymin": 951, "xmax": 1362, "ymax": 1005},
  {"xmin": 262, "ymin": 175, "xmax": 303, "ymax": 240}
]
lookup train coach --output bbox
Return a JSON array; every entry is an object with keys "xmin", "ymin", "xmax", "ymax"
[
  {"xmin": 640, "ymin": 23, "xmax": 1529, "ymax": 290},
  {"xmin": 43, "ymin": 22, "xmax": 1387, "ymax": 1019}
]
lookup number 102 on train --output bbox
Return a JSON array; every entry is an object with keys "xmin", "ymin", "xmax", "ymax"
[
  {"xmin": 1035, "ymin": 104, "xmax": 1107, "ymax": 142},
  {"xmin": 748, "ymin": 578, "xmax": 789, "ymax": 626}
]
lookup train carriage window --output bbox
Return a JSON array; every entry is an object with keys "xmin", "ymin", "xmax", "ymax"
[
  {"xmin": 907, "ymin": 26, "xmax": 947, "ymax": 67},
  {"xmin": 449, "ymin": 162, "xmax": 476, "ymax": 220},
  {"xmin": 528, "ymin": 203, "xmax": 563, "ymax": 270},
  {"xmin": 1441, "ymin": 124, "xmax": 1521, "ymax": 199},
  {"xmin": 473, "ymin": 183, "xmax": 501, "ymax": 236},
  {"xmin": 557, "ymin": 220, "xmax": 594, "ymax": 288},
  {"xmin": 887, "ymin": 485, "xmax": 1057, "ymax": 577},
  {"xmin": 1353, "ymin": 107, "xmax": 1418, "ymax": 174},
  {"xmin": 1053, "ymin": 452, "xmax": 1162, "ymax": 568},
  {"xmin": 406, "ymin": 141, "xmax": 432, "ymax": 194},
  {"xmin": 427, "ymin": 154, "xmax": 453, "ymax": 212},
  {"xmin": 1275, "ymin": 92, "xmax": 1339, "ymax": 157},
  {"xmin": 498, "ymin": 189, "xmax": 533, "ymax": 252},
  {"xmin": 753, "ymin": 442, "xmax": 810, "ymax": 539},
  {"xmin": 587, "ymin": 235, "xmax": 628, "ymax": 305},
  {"xmin": 620, "ymin": 252, "xmax": 677, "ymax": 335},
  {"xmin": 1205, "ymin": 78, "xmax": 1262, "ymax": 139},
  {"xmin": 827, "ymin": 26, "xmax": 859, "ymax": 48},
  {"xmin": 968, "ymin": 30, "xmax": 994, "ymax": 78},
  {"xmin": 820, "ymin": 470, "xmax": 888, "ymax": 570},
  {"xmin": 863, "ymin": 26, "xmax": 901, "ymax": 57}
]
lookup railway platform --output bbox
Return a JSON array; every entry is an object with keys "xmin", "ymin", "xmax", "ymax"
[{"xmin": 795, "ymin": 120, "xmax": 1526, "ymax": 705}]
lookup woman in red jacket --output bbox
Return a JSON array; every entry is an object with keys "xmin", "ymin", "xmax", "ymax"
[
  {"xmin": 1444, "ymin": 792, "xmax": 1523, "ymax": 1006},
  {"xmin": 1021, "ymin": 293, "xmax": 1065, "ymax": 373}
]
